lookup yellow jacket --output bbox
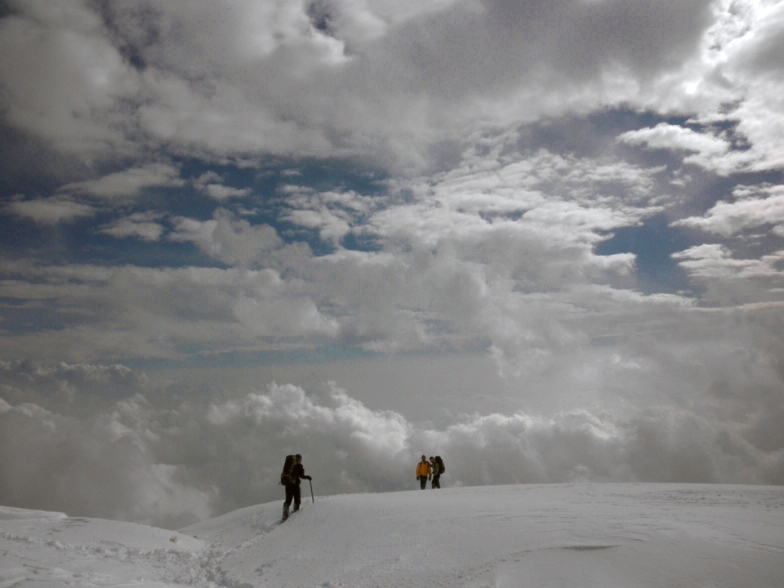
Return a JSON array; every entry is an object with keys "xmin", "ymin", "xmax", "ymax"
[{"xmin": 416, "ymin": 461, "xmax": 432, "ymax": 477}]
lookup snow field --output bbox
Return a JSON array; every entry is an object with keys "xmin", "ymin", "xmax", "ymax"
[
  {"xmin": 184, "ymin": 484, "xmax": 784, "ymax": 587},
  {"xmin": 2, "ymin": 483, "xmax": 784, "ymax": 587}
]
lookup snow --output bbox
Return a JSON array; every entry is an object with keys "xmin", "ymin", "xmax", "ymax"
[{"xmin": 2, "ymin": 484, "xmax": 783, "ymax": 587}]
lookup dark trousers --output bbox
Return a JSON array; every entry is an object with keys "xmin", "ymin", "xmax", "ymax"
[
  {"xmin": 284, "ymin": 483, "xmax": 301, "ymax": 513},
  {"xmin": 432, "ymin": 474, "xmax": 440, "ymax": 489},
  {"xmin": 418, "ymin": 475, "xmax": 428, "ymax": 489}
]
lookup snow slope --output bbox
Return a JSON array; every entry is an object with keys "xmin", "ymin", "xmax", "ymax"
[
  {"xmin": 3, "ymin": 484, "xmax": 783, "ymax": 587},
  {"xmin": 0, "ymin": 506, "xmax": 207, "ymax": 587}
]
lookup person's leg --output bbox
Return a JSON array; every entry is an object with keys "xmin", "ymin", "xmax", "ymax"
[
  {"xmin": 434, "ymin": 475, "xmax": 440, "ymax": 488},
  {"xmin": 293, "ymin": 485, "xmax": 302, "ymax": 511},
  {"xmin": 419, "ymin": 476, "xmax": 426, "ymax": 489},
  {"xmin": 283, "ymin": 484, "xmax": 294, "ymax": 518}
]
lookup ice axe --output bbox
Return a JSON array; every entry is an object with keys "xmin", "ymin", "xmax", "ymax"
[{"xmin": 309, "ymin": 479, "xmax": 314, "ymax": 503}]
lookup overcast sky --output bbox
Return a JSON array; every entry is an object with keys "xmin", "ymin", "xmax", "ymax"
[{"xmin": 1, "ymin": 0, "xmax": 783, "ymax": 528}]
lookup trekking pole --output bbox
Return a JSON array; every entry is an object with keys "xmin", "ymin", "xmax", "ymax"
[{"xmin": 309, "ymin": 479, "xmax": 315, "ymax": 503}]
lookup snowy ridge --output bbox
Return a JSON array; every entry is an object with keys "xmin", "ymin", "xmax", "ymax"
[{"xmin": 2, "ymin": 483, "xmax": 784, "ymax": 587}]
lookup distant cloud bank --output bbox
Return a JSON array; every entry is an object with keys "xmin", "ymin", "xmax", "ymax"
[{"xmin": 1, "ymin": 363, "xmax": 781, "ymax": 528}]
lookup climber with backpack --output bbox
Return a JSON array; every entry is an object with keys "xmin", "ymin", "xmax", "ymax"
[
  {"xmin": 280, "ymin": 453, "xmax": 313, "ymax": 520},
  {"xmin": 433, "ymin": 456, "xmax": 444, "ymax": 488}
]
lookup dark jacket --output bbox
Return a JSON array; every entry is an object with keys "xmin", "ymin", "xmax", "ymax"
[{"xmin": 291, "ymin": 463, "xmax": 311, "ymax": 485}]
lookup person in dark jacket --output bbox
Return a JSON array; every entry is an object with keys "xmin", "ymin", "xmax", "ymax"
[
  {"xmin": 283, "ymin": 454, "xmax": 312, "ymax": 520},
  {"xmin": 435, "ymin": 455, "xmax": 445, "ymax": 488},
  {"xmin": 430, "ymin": 456, "xmax": 441, "ymax": 489}
]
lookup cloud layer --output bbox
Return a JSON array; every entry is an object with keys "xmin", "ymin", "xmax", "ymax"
[
  {"xmin": 1, "ymin": 360, "xmax": 782, "ymax": 528},
  {"xmin": 1, "ymin": 0, "xmax": 776, "ymax": 169}
]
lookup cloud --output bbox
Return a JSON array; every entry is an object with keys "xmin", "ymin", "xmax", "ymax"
[
  {"xmin": 671, "ymin": 244, "xmax": 784, "ymax": 306},
  {"xmin": 280, "ymin": 185, "xmax": 380, "ymax": 245},
  {"xmin": 0, "ymin": 0, "xmax": 778, "ymax": 183},
  {"xmin": 203, "ymin": 185, "xmax": 252, "ymax": 200},
  {"xmin": 673, "ymin": 244, "xmax": 784, "ymax": 282},
  {"xmin": 618, "ymin": 122, "xmax": 729, "ymax": 156},
  {"xmin": 207, "ymin": 382, "xmax": 410, "ymax": 458},
  {"xmin": 0, "ymin": 0, "xmax": 722, "ymax": 168},
  {"xmin": 0, "ymin": 360, "xmax": 148, "ymax": 411},
  {"xmin": 168, "ymin": 209, "xmax": 291, "ymax": 267},
  {"xmin": 232, "ymin": 273, "xmax": 341, "ymax": 339},
  {"xmin": 0, "ymin": 0, "xmax": 778, "ymax": 182},
  {"xmin": 673, "ymin": 184, "xmax": 784, "ymax": 236},
  {"xmin": 0, "ymin": 2, "xmax": 140, "ymax": 158},
  {"xmin": 192, "ymin": 331, "xmax": 782, "ymax": 502},
  {"xmin": 98, "ymin": 211, "xmax": 166, "ymax": 241},
  {"xmin": 714, "ymin": 0, "xmax": 784, "ymax": 171},
  {"xmin": 2, "ymin": 370, "xmax": 782, "ymax": 527},
  {"xmin": 615, "ymin": 122, "xmax": 767, "ymax": 175},
  {"xmin": 0, "ymin": 260, "xmax": 341, "ymax": 362},
  {"xmin": 1, "ymin": 139, "xmax": 670, "ymax": 366},
  {"xmin": 0, "ymin": 396, "xmax": 214, "ymax": 528},
  {"xmin": 273, "ymin": 146, "xmax": 659, "ymax": 361},
  {"xmin": 194, "ymin": 172, "xmax": 252, "ymax": 200},
  {"xmin": 3, "ymin": 196, "xmax": 96, "ymax": 225},
  {"xmin": 57, "ymin": 163, "xmax": 185, "ymax": 200}
]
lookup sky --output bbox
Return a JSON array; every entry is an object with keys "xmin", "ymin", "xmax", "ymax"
[{"xmin": 0, "ymin": 0, "xmax": 783, "ymax": 528}]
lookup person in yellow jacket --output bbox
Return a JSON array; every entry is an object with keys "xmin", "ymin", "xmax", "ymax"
[{"xmin": 416, "ymin": 454, "xmax": 431, "ymax": 489}]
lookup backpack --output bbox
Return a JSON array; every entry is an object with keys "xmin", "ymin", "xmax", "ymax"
[
  {"xmin": 436, "ymin": 456, "xmax": 444, "ymax": 474},
  {"xmin": 280, "ymin": 454, "xmax": 295, "ymax": 485}
]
